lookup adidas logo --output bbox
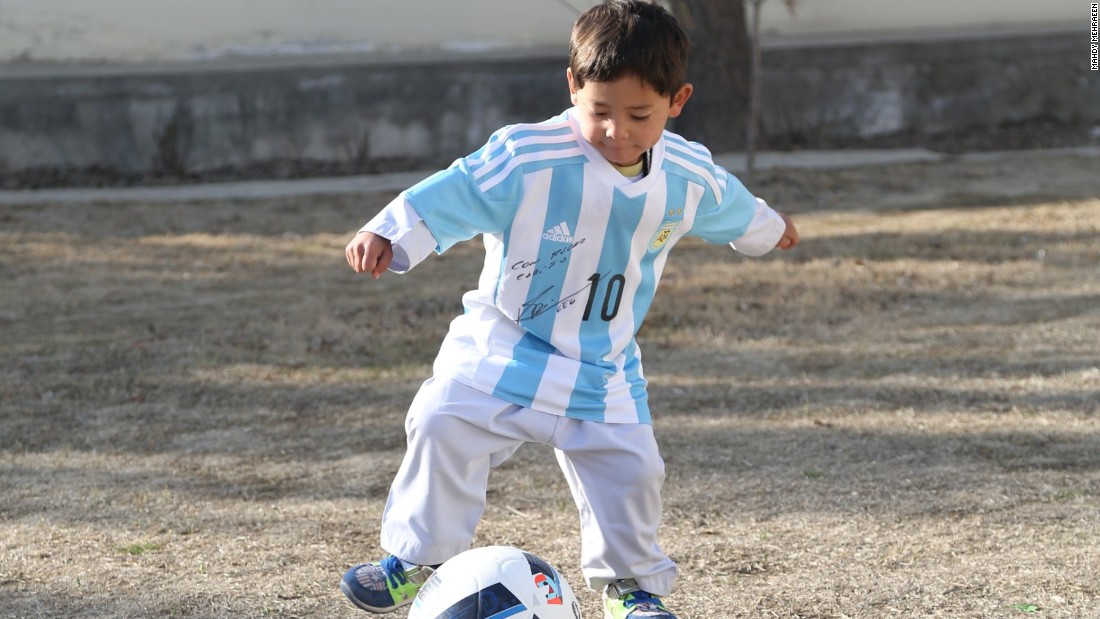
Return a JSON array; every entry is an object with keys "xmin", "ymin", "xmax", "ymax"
[{"xmin": 542, "ymin": 222, "xmax": 575, "ymax": 243}]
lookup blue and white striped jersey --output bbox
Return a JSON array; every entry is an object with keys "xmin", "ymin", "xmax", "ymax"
[{"xmin": 368, "ymin": 108, "xmax": 785, "ymax": 424}]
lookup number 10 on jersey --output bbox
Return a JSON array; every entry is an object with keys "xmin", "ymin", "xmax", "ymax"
[{"xmin": 582, "ymin": 272, "xmax": 626, "ymax": 321}]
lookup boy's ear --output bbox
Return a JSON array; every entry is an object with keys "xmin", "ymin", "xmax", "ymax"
[
  {"xmin": 667, "ymin": 83, "xmax": 694, "ymax": 118},
  {"xmin": 566, "ymin": 68, "xmax": 579, "ymax": 105}
]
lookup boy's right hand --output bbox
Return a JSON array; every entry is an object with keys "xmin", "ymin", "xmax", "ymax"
[{"xmin": 345, "ymin": 231, "xmax": 393, "ymax": 279}]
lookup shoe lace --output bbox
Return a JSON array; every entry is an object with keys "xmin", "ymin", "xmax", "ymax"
[{"xmin": 381, "ymin": 555, "xmax": 409, "ymax": 589}]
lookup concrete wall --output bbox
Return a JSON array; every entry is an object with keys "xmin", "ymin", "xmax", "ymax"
[
  {"xmin": 0, "ymin": 0, "xmax": 1085, "ymax": 63},
  {"xmin": 756, "ymin": 0, "xmax": 1082, "ymax": 39},
  {"xmin": 0, "ymin": 51, "xmax": 569, "ymax": 174},
  {"xmin": 0, "ymin": 28, "xmax": 1095, "ymax": 177},
  {"xmin": 759, "ymin": 28, "xmax": 1097, "ymax": 142},
  {"xmin": 5, "ymin": 0, "xmax": 592, "ymax": 63}
]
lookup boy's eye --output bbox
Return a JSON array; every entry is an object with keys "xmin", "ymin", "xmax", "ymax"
[{"xmin": 591, "ymin": 112, "xmax": 651, "ymax": 121}]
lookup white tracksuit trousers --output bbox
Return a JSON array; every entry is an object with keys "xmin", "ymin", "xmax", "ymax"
[{"xmin": 379, "ymin": 377, "xmax": 678, "ymax": 596}]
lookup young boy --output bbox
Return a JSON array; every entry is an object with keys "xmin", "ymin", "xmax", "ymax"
[{"xmin": 340, "ymin": 1, "xmax": 799, "ymax": 618}]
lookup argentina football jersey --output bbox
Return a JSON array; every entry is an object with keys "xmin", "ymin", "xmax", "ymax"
[{"xmin": 371, "ymin": 108, "xmax": 785, "ymax": 424}]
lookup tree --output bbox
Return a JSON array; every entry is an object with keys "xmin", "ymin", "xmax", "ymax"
[
  {"xmin": 667, "ymin": 1, "xmax": 752, "ymax": 152},
  {"xmin": 669, "ymin": 0, "xmax": 797, "ymax": 177}
]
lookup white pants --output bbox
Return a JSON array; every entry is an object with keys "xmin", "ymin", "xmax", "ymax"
[{"xmin": 379, "ymin": 377, "xmax": 678, "ymax": 596}]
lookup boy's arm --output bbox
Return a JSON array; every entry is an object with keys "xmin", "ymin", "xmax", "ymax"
[
  {"xmin": 345, "ymin": 196, "xmax": 438, "ymax": 278},
  {"xmin": 729, "ymin": 197, "xmax": 798, "ymax": 256},
  {"xmin": 345, "ymin": 123, "xmax": 527, "ymax": 278}
]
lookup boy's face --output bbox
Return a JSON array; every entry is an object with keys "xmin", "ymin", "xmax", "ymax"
[{"xmin": 568, "ymin": 69, "xmax": 692, "ymax": 168}]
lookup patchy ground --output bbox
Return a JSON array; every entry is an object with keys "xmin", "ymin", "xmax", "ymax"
[{"xmin": 1, "ymin": 150, "xmax": 1098, "ymax": 619}]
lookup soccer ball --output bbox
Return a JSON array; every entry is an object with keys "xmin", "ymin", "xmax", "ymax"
[{"xmin": 408, "ymin": 546, "xmax": 582, "ymax": 619}]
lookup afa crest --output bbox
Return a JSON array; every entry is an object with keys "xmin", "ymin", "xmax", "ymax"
[{"xmin": 648, "ymin": 221, "xmax": 678, "ymax": 252}]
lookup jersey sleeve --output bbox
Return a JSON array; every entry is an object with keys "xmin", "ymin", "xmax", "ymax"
[
  {"xmin": 730, "ymin": 197, "xmax": 787, "ymax": 257},
  {"xmin": 359, "ymin": 195, "xmax": 437, "ymax": 273},
  {"xmin": 688, "ymin": 166, "xmax": 785, "ymax": 256},
  {"xmin": 402, "ymin": 129, "xmax": 526, "ymax": 254}
]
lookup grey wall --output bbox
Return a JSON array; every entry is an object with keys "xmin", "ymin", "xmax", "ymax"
[
  {"xmin": 1, "ymin": 0, "xmax": 1081, "ymax": 64},
  {"xmin": 0, "ymin": 52, "xmax": 570, "ymax": 176},
  {"xmin": 0, "ymin": 28, "xmax": 1094, "ymax": 179},
  {"xmin": 760, "ymin": 29, "xmax": 1097, "ymax": 144}
]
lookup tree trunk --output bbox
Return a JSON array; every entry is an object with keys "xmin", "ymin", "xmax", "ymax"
[
  {"xmin": 746, "ymin": 0, "xmax": 764, "ymax": 178},
  {"xmin": 668, "ymin": 0, "xmax": 752, "ymax": 151}
]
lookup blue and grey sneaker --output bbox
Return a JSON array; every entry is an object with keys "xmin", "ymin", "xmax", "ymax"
[
  {"xmin": 603, "ymin": 579, "xmax": 677, "ymax": 619},
  {"xmin": 340, "ymin": 555, "xmax": 435, "ymax": 613}
]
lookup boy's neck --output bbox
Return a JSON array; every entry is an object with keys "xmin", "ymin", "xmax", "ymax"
[
  {"xmin": 609, "ymin": 150, "xmax": 651, "ymax": 178},
  {"xmin": 611, "ymin": 159, "xmax": 644, "ymax": 177}
]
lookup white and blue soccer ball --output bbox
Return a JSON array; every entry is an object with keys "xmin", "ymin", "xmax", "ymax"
[{"xmin": 408, "ymin": 546, "xmax": 582, "ymax": 619}]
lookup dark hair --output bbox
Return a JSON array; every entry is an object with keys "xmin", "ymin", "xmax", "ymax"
[{"xmin": 568, "ymin": 0, "xmax": 691, "ymax": 98}]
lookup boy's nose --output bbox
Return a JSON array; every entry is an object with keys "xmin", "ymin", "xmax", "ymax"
[{"xmin": 605, "ymin": 120, "xmax": 628, "ymax": 140}]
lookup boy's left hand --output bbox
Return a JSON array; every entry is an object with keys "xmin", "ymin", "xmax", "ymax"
[{"xmin": 776, "ymin": 213, "xmax": 799, "ymax": 250}]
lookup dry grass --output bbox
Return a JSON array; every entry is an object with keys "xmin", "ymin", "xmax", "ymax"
[{"xmin": 1, "ymin": 152, "xmax": 1098, "ymax": 619}]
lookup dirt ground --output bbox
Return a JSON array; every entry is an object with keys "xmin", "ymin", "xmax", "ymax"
[{"xmin": 1, "ymin": 150, "xmax": 1098, "ymax": 619}]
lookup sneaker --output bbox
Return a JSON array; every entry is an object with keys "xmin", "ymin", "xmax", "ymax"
[
  {"xmin": 603, "ymin": 579, "xmax": 677, "ymax": 619},
  {"xmin": 340, "ymin": 555, "xmax": 435, "ymax": 613}
]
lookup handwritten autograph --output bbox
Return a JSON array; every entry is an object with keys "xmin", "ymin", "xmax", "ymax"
[
  {"xmin": 510, "ymin": 238, "xmax": 586, "ymax": 281},
  {"xmin": 517, "ymin": 275, "xmax": 605, "ymax": 322}
]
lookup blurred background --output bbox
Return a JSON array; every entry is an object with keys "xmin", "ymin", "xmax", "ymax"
[
  {"xmin": 0, "ymin": 0, "xmax": 1095, "ymax": 188},
  {"xmin": 2, "ymin": 4, "xmax": 1098, "ymax": 618}
]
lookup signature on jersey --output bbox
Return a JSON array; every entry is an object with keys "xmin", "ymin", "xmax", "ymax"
[
  {"xmin": 516, "ymin": 269, "xmax": 617, "ymax": 323},
  {"xmin": 517, "ymin": 282, "xmax": 592, "ymax": 322},
  {"xmin": 510, "ymin": 238, "xmax": 586, "ymax": 281}
]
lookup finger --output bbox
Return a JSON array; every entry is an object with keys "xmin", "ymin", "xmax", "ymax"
[
  {"xmin": 348, "ymin": 243, "xmax": 366, "ymax": 273},
  {"xmin": 360, "ymin": 247, "xmax": 375, "ymax": 275},
  {"xmin": 346, "ymin": 245, "xmax": 357, "ymax": 271},
  {"xmin": 372, "ymin": 245, "xmax": 393, "ymax": 279}
]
